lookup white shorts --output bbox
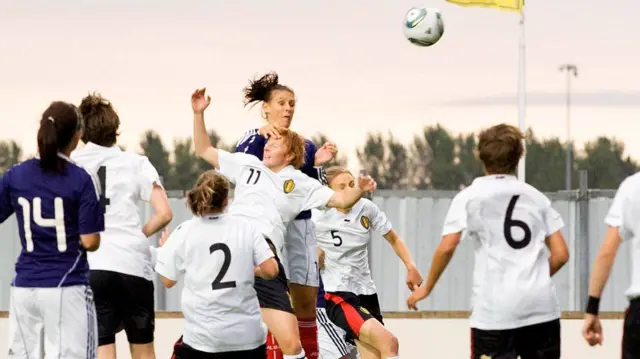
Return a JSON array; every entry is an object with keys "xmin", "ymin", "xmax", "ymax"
[
  {"xmin": 285, "ymin": 218, "xmax": 319, "ymax": 287},
  {"xmin": 8, "ymin": 285, "xmax": 98, "ymax": 359},
  {"xmin": 317, "ymin": 308, "xmax": 358, "ymax": 359}
]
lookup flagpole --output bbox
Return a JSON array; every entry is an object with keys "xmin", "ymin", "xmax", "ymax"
[{"xmin": 517, "ymin": 9, "xmax": 526, "ymax": 182}]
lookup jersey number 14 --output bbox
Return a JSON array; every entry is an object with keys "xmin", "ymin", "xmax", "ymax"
[{"xmin": 17, "ymin": 197, "xmax": 67, "ymax": 253}]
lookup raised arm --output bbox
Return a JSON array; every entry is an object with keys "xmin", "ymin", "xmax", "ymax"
[
  {"xmin": 326, "ymin": 175, "xmax": 376, "ymax": 209},
  {"xmin": 192, "ymin": 88, "xmax": 220, "ymax": 169}
]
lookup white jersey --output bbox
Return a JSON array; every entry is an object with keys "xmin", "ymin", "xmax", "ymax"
[
  {"xmin": 314, "ymin": 199, "xmax": 392, "ymax": 295},
  {"xmin": 71, "ymin": 142, "xmax": 162, "ymax": 280},
  {"xmin": 443, "ymin": 174, "xmax": 565, "ymax": 330},
  {"xmin": 604, "ymin": 172, "xmax": 640, "ymax": 299},
  {"xmin": 155, "ymin": 214, "xmax": 273, "ymax": 353},
  {"xmin": 217, "ymin": 150, "xmax": 334, "ymax": 258}
]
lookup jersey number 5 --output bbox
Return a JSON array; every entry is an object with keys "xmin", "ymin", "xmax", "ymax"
[
  {"xmin": 17, "ymin": 197, "xmax": 67, "ymax": 253},
  {"xmin": 210, "ymin": 243, "xmax": 237, "ymax": 290},
  {"xmin": 97, "ymin": 166, "xmax": 111, "ymax": 212},
  {"xmin": 330, "ymin": 230, "xmax": 343, "ymax": 247},
  {"xmin": 504, "ymin": 195, "xmax": 532, "ymax": 249}
]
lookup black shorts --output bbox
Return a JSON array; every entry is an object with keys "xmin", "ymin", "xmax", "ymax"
[
  {"xmin": 622, "ymin": 298, "xmax": 640, "ymax": 359},
  {"xmin": 324, "ymin": 291, "xmax": 383, "ymax": 342},
  {"xmin": 90, "ymin": 270, "xmax": 155, "ymax": 346},
  {"xmin": 254, "ymin": 238, "xmax": 294, "ymax": 314},
  {"xmin": 471, "ymin": 319, "xmax": 561, "ymax": 359},
  {"xmin": 171, "ymin": 336, "xmax": 266, "ymax": 359}
]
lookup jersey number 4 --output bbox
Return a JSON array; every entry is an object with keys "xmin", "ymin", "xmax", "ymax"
[
  {"xmin": 504, "ymin": 195, "xmax": 532, "ymax": 249},
  {"xmin": 97, "ymin": 166, "xmax": 110, "ymax": 212},
  {"xmin": 210, "ymin": 243, "xmax": 237, "ymax": 290},
  {"xmin": 17, "ymin": 197, "xmax": 67, "ymax": 253}
]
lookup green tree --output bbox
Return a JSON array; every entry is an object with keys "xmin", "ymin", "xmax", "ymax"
[
  {"xmin": 410, "ymin": 125, "xmax": 465, "ymax": 190},
  {"xmin": 455, "ymin": 133, "xmax": 483, "ymax": 187},
  {"xmin": 140, "ymin": 130, "xmax": 172, "ymax": 186},
  {"xmin": 577, "ymin": 137, "xmax": 639, "ymax": 189},
  {"xmin": 356, "ymin": 132, "xmax": 411, "ymax": 189},
  {"xmin": 524, "ymin": 130, "xmax": 574, "ymax": 192},
  {"xmin": 169, "ymin": 138, "xmax": 200, "ymax": 190},
  {"xmin": 310, "ymin": 133, "xmax": 348, "ymax": 168},
  {"xmin": 0, "ymin": 140, "xmax": 22, "ymax": 175}
]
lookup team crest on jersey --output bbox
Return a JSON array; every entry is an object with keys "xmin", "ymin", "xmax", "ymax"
[
  {"xmin": 283, "ymin": 179, "xmax": 295, "ymax": 193},
  {"xmin": 359, "ymin": 306, "xmax": 370, "ymax": 315},
  {"xmin": 360, "ymin": 215, "xmax": 370, "ymax": 229},
  {"xmin": 480, "ymin": 355, "xmax": 491, "ymax": 359}
]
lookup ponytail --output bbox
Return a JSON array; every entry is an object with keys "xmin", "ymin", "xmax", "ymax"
[
  {"xmin": 242, "ymin": 71, "xmax": 293, "ymax": 107},
  {"xmin": 37, "ymin": 101, "xmax": 83, "ymax": 173},
  {"xmin": 37, "ymin": 117, "xmax": 63, "ymax": 172}
]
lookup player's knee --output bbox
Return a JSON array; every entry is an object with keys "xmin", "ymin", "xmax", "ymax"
[
  {"xmin": 278, "ymin": 336, "xmax": 303, "ymax": 354},
  {"xmin": 378, "ymin": 332, "xmax": 399, "ymax": 356}
]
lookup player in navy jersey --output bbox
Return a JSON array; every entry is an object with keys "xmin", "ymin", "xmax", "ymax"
[
  {"xmin": 0, "ymin": 101, "xmax": 105, "ymax": 359},
  {"xmin": 236, "ymin": 72, "xmax": 338, "ymax": 358}
]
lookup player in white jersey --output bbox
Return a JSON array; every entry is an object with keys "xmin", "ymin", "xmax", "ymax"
[
  {"xmin": 71, "ymin": 93, "xmax": 174, "ymax": 359},
  {"xmin": 407, "ymin": 124, "xmax": 570, "ymax": 359},
  {"xmin": 155, "ymin": 170, "xmax": 279, "ymax": 358},
  {"xmin": 190, "ymin": 88, "xmax": 377, "ymax": 359},
  {"xmin": 314, "ymin": 167, "xmax": 422, "ymax": 359},
  {"xmin": 582, "ymin": 172, "xmax": 640, "ymax": 357}
]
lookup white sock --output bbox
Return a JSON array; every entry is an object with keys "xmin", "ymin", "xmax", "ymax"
[{"xmin": 283, "ymin": 349, "xmax": 307, "ymax": 359}]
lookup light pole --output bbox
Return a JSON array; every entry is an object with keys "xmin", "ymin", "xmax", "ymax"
[{"xmin": 559, "ymin": 64, "xmax": 578, "ymax": 191}]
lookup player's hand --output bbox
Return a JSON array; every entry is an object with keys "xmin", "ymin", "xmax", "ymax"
[
  {"xmin": 582, "ymin": 314, "xmax": 603, "ymax": 346},
  {"xmin": 317, "ymin": 248, "xmax": 326, "ymax": 270},
  {"xmin": 158, "ymin": 227, "xmax": 169, "ymax": 248},
  {"xmin": 406, "ymin": 286, "xmax": 429, "ymax": 311},
  {"xmin": 357, "ymin": 175, "xmax": 377, "ymax": 192},
  {"xmin": 191, "ymin": 88, "xmax": 211, "ymax": 113},
  {"xmin": 406, "ymin": 264, "xmax": 423, "ymax": 292},
  {"xmin": 314, "ymin": 142, "xmax": 337, "ymax": 166},
  {"xmin": 259, "ymin": 124, "xmax": 281, "ymax": 139}
]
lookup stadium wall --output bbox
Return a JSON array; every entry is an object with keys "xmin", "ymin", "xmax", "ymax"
[
  {"xmin": 0, "ymin": 188, "xmax": 633, "ymax": 313},
  {"xmin": 0, "ymin": 312, "xmax": 625, "ymax": 358}
]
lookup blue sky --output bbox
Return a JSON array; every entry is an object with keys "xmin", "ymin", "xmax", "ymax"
[{"xmin": 1, "ymin": 0, "xmax": 638, "ymax": 171}]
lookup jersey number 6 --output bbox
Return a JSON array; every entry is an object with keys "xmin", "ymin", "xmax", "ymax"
[
  {"xmin": 210, "ymin": 243, "xmax": 237, "ymax": 290},
  {"xmin": 503, "ymin": 195, "xmax": 532, "ymax": 249}
]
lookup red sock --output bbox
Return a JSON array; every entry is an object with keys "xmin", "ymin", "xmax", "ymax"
[
  {"xmin": 266, "ymin": 331, "xmax": 284, "ymax": 359},
  {"xmin": 298, "ymin": 317, "xmax": 319, "ymax": 358}
]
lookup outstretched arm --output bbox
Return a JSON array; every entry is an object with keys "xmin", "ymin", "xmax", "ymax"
[{"xmin": 191, "ymin": 88, "xmax": 220, "ymax": 169}]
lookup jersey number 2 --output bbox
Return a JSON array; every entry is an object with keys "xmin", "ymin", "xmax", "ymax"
[
  {"xmin": 17, "ymin": 197, "xmax": 67, "ymax": 252},
  {"xmin": 210, "ymin": 243, "xmax": 237, "ymax": 290},
  {"xmin": 97, "ymin": 166, "xmax": 110, "ymax": 212},
  {"xmin": 503, "ymin": 195, "xmax": 532, "ymax": 249}
]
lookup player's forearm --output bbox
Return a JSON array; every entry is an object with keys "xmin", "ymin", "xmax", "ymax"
[
  {"xmin": 588, "ymin": 249, "xmax": 617, "ymax": 298},
  {"xmin": 387, "ymin": 233, "xmax": 416, "ymax": 269},
  {"xmin": 548, "ymin": 255, "xmax": 567, "ymax": 277},
  {"xmin": 193, "ymin": 111, "xmax": 212, "ymax": 157},
  {"xmin": 328, "ymin": 187, "xmax": 364, "ymax": 209},
  {"xmin": 423, "ymin": 245, "xmax": 455, "ymax": 295},
  {"xmin": 142, "ymin": 214, "xmax": 171, "ymax": 238}
]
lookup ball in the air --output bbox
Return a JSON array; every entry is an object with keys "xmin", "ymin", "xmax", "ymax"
[{"xmin": 402, "ymin": 6, "xmax": 444, "ymax": 47}]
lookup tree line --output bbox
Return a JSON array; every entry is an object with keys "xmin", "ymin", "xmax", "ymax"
[{"xmin": 0, "ymin": 125, "xmax": 636, "ymax": 191}]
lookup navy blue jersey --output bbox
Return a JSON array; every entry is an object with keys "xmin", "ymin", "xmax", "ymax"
[
  {"xmin": 235, "ymin": 129, "xmax": 324, "ymax": 220},
  {"xmin": 0, "ymin": 157, "xmax": 105, "ymax": 288},
  {"xmin": 317, "ymin": 274, "xmax": 326, "ymax": 308}
]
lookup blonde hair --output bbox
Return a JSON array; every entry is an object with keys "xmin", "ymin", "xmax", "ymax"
[
  {"xmin": 325, "ymin": 166, "xmax": 353, "ymax": 187},
  {"xmin": 186, "ymin": 170, "xmax": 230, "ymax": 216}
]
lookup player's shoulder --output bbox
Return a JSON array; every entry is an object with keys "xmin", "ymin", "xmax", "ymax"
[
  {"xmin": 304, "ymin": 138, "xmax": 317, "ymax": 151},
  {"xmin": 617, "ymin": 171, "xmax": 640, "ymax": 193},
  {"xmin": 358, "ymin": 198, "xmax": 380, "ymax": 214},
  {"xmin": 221, "ymin": 149, "xmax": 261, "ymax": 165}
]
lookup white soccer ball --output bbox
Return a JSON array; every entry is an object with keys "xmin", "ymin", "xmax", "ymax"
[{"xmin": 402, "ymin": 6, "xmax": 444, "ymax": 47}]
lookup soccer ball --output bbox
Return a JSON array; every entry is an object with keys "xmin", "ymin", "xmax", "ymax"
[{"xmin": 402, "ymin": 6, "xmax": 444, "ymax": 47}]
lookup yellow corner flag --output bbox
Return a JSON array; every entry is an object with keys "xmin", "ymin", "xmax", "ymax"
[{"xmin": 445, "ymin": 0, "xmax": 524, "ymax": 12}]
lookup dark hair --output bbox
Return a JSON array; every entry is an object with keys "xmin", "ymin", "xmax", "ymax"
[
  {"xmin": 186, "ymin": 170, "xmax": 230, "ymax": 216},
  {"xmin": 477, "ymin": 123, "xmax": 525, "ymax": 175},
  {"xmin": 37, "ymin": 101, "xmax": 83, "ymax": 173},
  {"xmin": 242, "ymin": 71, "xmax": 294, "ymax": 107},
  {"xmin": 79, "ymin": 92, "xmax": 120, "ymax": 147}
]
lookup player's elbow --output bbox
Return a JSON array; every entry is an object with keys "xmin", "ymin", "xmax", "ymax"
[
  {"xmin": 327, "ymin": 192, "xmax": 347, "ymax": 209},
  {"xmin": 258, "ymin": 258, "xmax": 279, "ymax": 280},
  {"xmin": 80, "ymin": 233, "xmax": 101, "ymax": 252},
  {"xmin": 157, "ymin": 207, "xmax": 173, "ymax": 227},
  {"xmin": 546, "ymin": 231, "xmax": 570, "ymax": 265}
]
